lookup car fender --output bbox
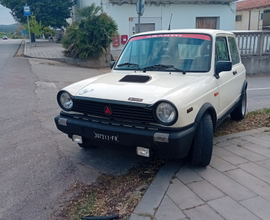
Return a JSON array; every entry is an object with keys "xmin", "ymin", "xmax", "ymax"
[{"xmin": 194, "ymin": 103, "xmax": 217, "ymax": 130}]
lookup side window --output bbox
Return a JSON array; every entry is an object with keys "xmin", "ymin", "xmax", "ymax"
[
  {"xmin": 215, "ymin": 37, "xmax": 230, "ymax": 62},
  {"xmin": 228, "ymin": 37, "xmax": 240, "ymax": 65}
]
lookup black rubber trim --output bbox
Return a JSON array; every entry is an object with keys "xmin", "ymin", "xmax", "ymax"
[
  {"xmin": 195, "ymin": 103, "xmax": 217, "ymax": 129},
  {"xmin": 119, "ymin": 75, "xmax": 151, "ymax": 83},
  {"xmin": 54, "ymin": 114, "xmax": 196, "ymax": 159},
  {"xmin": 60, "ymin": 111, "xmax": 193, "ymax": 132}
]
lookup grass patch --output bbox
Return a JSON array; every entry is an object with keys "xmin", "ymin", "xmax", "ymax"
[
  {"xmin": 55, "ymin": 159, "xmax": 165, "ymax": 220},
  {"xmin": 215, "ymin": 108, "xmax": 270, "ymax": 137}
]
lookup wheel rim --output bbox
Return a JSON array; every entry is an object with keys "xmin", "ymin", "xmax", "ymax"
[{"xmin": 241, "ymin": 92, "xmax": 247, "ymax": 116}]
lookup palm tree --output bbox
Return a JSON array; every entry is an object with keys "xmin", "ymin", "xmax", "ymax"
[{"xmin": 62, "ymin": 3, "xmax": 118, "ymax": 59}]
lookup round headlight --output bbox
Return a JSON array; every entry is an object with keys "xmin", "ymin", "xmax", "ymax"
[
  {"xmin": 156, "ymin": 102, "xmax": 177, "ymax": 125},
  {"xmin": 59, "ymin": 92, "xmax": 73, "ymax": 110}
]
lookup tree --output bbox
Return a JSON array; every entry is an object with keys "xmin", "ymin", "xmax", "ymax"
[
  {"xmin": 43, "ymin": 27, "xmax": 54, "ymax": 39},
  {"xmin": 24, "ymin": 15, "xmax": 43, "ymax": 37},
  {"xmin": 0, "ymin": 0, "xmax": 76, "ymax": 28},
  {"xmin": 62, "ymin": 3, "xmax": 118, "ymax": 59}
]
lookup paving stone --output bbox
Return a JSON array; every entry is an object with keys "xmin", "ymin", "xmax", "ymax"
[
  {"xmin": 243, "ymin": 136, "xmax": 270, "ymax": 148},
  {"xmin": 256, "ymin": 159, "xmax": 270, "ymax": 170},
  {"xmin": 208, "ymin": 196, "xmax": 261, "ymax": 220},
  {"xmin": 155, "ymin": 195, "xmax": 186, "ymax": 220},
  {"xmin": 242, "ymin": 143, "xmax": 270, "ymax": 158},
  {"xmin": 133, "ymin": 169, "xmax": 173, "ymax": 216},
  {"xmin": 187, "ymin": 180, "xmax": 225, "ymax": 202},
  {"xmin": 129, "ymin": 213, "xmax": 151, "ymax": 220},
  {"xmin": 225, "ymin": 169, "xmax": 270, "ymax": 202},
  {"xmin": 257, "ymin": 134, "xmax": 270, "ymax": 142},
  {"xmin": 183, "ymin": 204, "xmax": 225, "ymax": 220},
  {"xmin": 238, "ymin": 162, "xmax": 270, "ymax": 184},
  {"xmin": 214, "ymin": 141, "xmax": 232, "ymax": 148},
  {"xmin": 228, "ymin": 138, "xmax": 249, "ymax": 146},
  {"xmin": 160, "ymin": 159, "xmax": 186, "ymax": 174},
  {"xmin": 213, "ymin": 147, "xmax": 248, "ymax": 165},
  {"xmin": 240, "ymin": 196, "xmax": 270, "ymax": 220},
  {"xmin": 176, "ymin": 165, "xmax": 203, "ymax": 184},
  {"xmin": 166, "ymin": 178, "xmax": 204, "ymax": 210},
  {"xmin": 197, "ymin": 168, "xmax": 256, "ymax": 201},
  {"xmin": 209, "ymin": 155, "xmax": 237, "ymax": 172},
  {"xmin": 224, "ymin": 145, "xmax": 266, "ymax": 162}
]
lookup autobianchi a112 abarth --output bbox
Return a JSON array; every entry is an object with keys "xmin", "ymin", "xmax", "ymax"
[{"xmin": 54, "ymin": 29, "xmax": 247, "ymax": 166}]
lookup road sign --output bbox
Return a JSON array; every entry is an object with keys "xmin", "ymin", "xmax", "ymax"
[
  {"xmin": 22, "ymin": 30, "xmax": 27, "ymax": 36},
  {"xmin": 136, "ymin": 0, "xmax": 145, "ymax": 16},
  {"xmin": 24, "ymin": 6, "xmax": 31, "ymax": 16}
]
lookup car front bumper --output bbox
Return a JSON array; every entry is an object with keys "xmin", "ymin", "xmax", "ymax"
[{"xmin": 54, "ymin": 113, "xmax": 196, "ymax": 159}]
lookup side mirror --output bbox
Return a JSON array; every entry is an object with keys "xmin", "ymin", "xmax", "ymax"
[
  {"xmin": 110, "ymin": 61, "xmax": 116, "ymax": 69},
  {"xmin": 215, "ymin": 61, "xmax": 232, "ymax": 79}
]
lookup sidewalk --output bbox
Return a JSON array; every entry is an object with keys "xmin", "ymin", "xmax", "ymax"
[
  {"xmin": 24, "ymin": 39, "xmax": 111, "ymax": 73},
  {"xmin": 23, "ymin": 40, "xmax": 270, "ymax": 220},
  {"xmin": 24, "ymin": 39, "xmax": 66, "ymax": 61},
  {"xmin": 130, "ymin": 127, "xmax": 270, "ymax": 220}
]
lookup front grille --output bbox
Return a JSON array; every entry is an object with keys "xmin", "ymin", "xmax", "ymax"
[{"xmin": 72, "ymin": 98, "xmax": 156, "ymax": 124}]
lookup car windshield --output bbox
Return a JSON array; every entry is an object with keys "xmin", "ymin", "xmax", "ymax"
[{"xmin": 116, "ymin": 34, "xmax": 212, "ymax": 72}]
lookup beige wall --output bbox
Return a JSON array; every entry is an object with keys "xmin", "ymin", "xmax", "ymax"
[{"xmin": 235, "ymin": 7, "xmax": 270, "ymax": 30}]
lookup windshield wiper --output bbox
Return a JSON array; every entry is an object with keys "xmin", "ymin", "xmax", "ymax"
[
  {"xmin": 117, "ymin": 62, "xmax": 141, "ymax": 69},
  {"xmin": 142, "ymin": 64, "xmax": 186, "ymax": 74}
]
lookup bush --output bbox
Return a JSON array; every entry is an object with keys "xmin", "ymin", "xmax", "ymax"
[{"xmin": 62, "ymin": 3, "xmax": 118, "ymax": 59}]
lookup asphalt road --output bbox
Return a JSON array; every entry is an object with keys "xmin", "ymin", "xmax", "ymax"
[
  {"xmin": 247, "ymin": 75, "xmax": 270, "ymax": 112},
  {"xmin": 0, "ymin": 40, "xmax": 147, "ymax": 220},
  {"xmin": 0, "ymin": 40, "xmax": 269, "ymax": 219}
]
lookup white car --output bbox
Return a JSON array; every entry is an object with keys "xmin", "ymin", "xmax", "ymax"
[{"xmin": 54, "ymin": 29, "xmax": 247, "ymax": 166}]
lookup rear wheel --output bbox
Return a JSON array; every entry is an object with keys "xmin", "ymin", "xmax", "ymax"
[
  {"xmin": 230, "ymin": 90, "xmax": 247, "ymax": 121},
  {"xmin": 189, "ymin": 114, "xmax": 213, "ymax": 166}
]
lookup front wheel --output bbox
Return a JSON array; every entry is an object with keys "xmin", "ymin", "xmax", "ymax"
[
  {"xmin": 230, "ymin": 90, "xmax": 247, "ymax": 121},
  {"xmin": 189, "ymin": 114, "xmax": 213, "ymax": 166}
]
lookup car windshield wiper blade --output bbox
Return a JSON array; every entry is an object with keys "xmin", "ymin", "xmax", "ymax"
[
  {"xmin": 143, "ymin": 64, "xmax": 186, "ymax": 74},
  {"xmin": 117, "ymin": 62, "xmax": 141, "ymax": 69}
]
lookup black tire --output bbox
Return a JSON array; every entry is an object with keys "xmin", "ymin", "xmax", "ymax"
[
  {"xmin": 230, "ymin": 90, "xmax": 247, "ymax": 121},
  {"xmin": 189, "ymin": 114, "xmax": 213, "ymax": 166}
]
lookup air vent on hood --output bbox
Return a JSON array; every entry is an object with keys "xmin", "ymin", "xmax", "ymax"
[{"xmin": 119, "ymin": 75, "xmax": 151, "ymax": 83}]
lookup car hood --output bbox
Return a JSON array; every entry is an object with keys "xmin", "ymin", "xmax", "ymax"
[{"xmin": 66, "ymin": 72, "xmax": 207, "ymax": 104}]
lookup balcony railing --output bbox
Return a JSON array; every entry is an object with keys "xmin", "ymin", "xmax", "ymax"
[{"xmin": 233, "ymin": 31, "xmax": 270, "ymax": 56}]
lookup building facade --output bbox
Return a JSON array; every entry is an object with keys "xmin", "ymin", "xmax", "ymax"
[
  {"xmin": 236, "ymin": 0, "xmax": 270, "ymax": 30},
  {"xmin": 73, "ymin": 0, "xmax": 237, "ymax": 56}
]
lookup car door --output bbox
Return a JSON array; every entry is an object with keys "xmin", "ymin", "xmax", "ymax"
[
  {"xmin": 227, "ymin": 36, "xmax": 246, "ymax": 101},
  {"xmin": 215, "ymin": 36, "xmax": 239, "ymax": 117}
]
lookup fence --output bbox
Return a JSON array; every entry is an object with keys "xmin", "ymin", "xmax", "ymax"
[{"xmin": 233, "ymin": 31, "xmax": 270, "ymax": 56}]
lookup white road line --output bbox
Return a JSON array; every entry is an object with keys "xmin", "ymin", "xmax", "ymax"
[{"xmin": 248, "ymin": 88, "xmax": 270, "ymax": 91}]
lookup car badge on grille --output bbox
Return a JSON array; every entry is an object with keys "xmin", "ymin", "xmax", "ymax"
[{"xmin": 104, "ymin": 106, "xmax": 112, "ymax": 116}]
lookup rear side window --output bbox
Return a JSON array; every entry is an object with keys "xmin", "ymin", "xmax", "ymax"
[
  {"xmin": 228, "ymin": 37, "xmax": 240, "ymax": 65},
  {"xmin": 215, "ymin": 37, "xmax": 230, "ymax": 61}
]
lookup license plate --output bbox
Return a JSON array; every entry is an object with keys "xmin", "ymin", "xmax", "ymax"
[{"xmin": 93, "ymin": 131, "xmax": 119, "ymax": 143}]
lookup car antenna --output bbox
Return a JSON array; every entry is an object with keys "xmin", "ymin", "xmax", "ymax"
[{"xmin": 168, "ymin": 14, "xmax": 173, "ymax": 30}]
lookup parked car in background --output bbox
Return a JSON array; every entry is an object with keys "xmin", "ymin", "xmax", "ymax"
[
  {"xmin": 54, "ymin": 29, "xmax": 247, "ymax": 167},
  {"xmin": 2, "ymin": 35, "xmax": 8, "ymax": 40}
]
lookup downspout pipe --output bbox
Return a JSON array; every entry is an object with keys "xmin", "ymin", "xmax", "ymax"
[{"xmin": 248, "ymin": 10, "xmax": 251, "ymax": 30}]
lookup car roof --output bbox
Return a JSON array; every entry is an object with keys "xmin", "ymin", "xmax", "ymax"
[{"xmin": 133, "ymin": 29, "xmax": 234, "ymax": 38}]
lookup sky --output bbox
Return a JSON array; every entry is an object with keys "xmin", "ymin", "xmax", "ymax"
[{"xmin": 0, "ymin": 4, "xmax": 16, "ymax": 25}]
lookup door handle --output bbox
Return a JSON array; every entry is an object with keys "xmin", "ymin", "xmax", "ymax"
[{"xmin": 233, "ymin": 71, "xmax": 237, "ymax": 75}]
